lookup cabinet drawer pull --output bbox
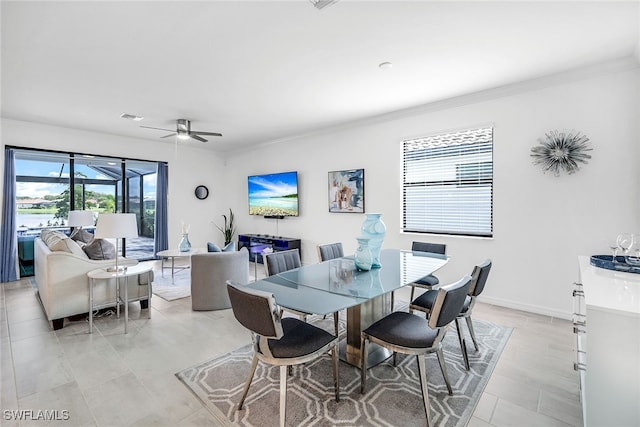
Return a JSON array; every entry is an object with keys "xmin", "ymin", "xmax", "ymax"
[
  {"xmin": 573, "ymin": 326, "xmax": 586, "ymax": 334},
  {"xmin": 573, "ymin": 320, "xmax": 586, "ymax": 327},
  {"xmin": 572, "ymin": 290, "xmax": 585, "ymax": 297},
  {"xmin": 574, "ymin": 362, "xmax": 587, "ymax": 371}
]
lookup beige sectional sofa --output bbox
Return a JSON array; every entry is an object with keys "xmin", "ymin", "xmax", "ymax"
[{"xmin": 34, "ymin": 234, "xmax": 152, "ymax": 330}]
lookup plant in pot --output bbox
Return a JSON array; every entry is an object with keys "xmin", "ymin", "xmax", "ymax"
[{"xmin": 216, "ymin": 208, "xmax": 236, "ymax": 246}]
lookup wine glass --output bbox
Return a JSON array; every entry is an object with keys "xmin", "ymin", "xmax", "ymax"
[
  {"xmin": 617, "ymin": 233, "xmax": 634, "ymax": 259},
  {"xmin": 607, "ymin": 237, "xmax": 619, "ymax": 262}
]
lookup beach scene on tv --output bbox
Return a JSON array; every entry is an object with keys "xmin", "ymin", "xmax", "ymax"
[{"xmin": 248, "ymin": 172, "xmax": 299, "ymax": 216}]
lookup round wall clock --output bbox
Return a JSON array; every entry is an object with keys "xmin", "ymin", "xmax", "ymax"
[{"xmin": 194, "ymin": 185, "xmax": 209, "ymax": 200}]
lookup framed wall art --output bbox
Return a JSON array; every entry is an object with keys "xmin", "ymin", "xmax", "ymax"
[{"xmin": 328, "ymin": 169, "xmax": 364, "ymax": 213}]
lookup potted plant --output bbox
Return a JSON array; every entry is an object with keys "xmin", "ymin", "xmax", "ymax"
[{"xmin": 216, "ymin": 208, "xmax": 236, "ymax": 245}]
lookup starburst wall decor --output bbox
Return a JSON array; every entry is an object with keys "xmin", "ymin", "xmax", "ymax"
[{"xmin": 530, "ymin": 130, "xmax": 592, "ymax": 176}]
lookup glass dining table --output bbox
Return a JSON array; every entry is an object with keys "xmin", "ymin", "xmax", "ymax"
[{"xmin": 246, "ymin": 248, "xmax": 449, "ymax": 368}]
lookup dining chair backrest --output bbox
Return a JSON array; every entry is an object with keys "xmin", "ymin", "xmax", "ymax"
[
  {"xmin": 227, "ymin": 282, "xmax": 283, "ymax": 339},
  {"xmin": 264, "ymin": 249, "xmax": 301, "ymax": 276},
  {"xmin": 318, "ymin": 242, "xmax": 344, "ymax": 262},
  {"xmin": 412, "ymin": 241, "xmax": 446, "ymax": 255},
  {"xmin": 469, "ymin": 259, "xmax": 492, "ymax": 297},
  {"xmin": 428, "ymin": 275, "xmax": 472, "ymax": 329}
]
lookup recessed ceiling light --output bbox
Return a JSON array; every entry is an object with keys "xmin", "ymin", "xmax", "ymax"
[
  {"xmin": 107, "ymin": 162, "xmax": 117, "ymax": 166},
  {"xmin": 379, "ymin": 62, "xmax": 393, "ymax": 69},
  {"xmin": 120, "ymin": 113, "xmax": 144, "ymax": 121}
]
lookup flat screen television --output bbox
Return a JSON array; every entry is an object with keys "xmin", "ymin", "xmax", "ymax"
[{"xmin": 248, "ymin": 171, "xmax": 299, "ymax": 217}]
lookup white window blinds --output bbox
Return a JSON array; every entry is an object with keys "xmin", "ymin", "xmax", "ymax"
[{"xmin": 402, "ymin": 126, "xmax": 493, "ymax": 237}]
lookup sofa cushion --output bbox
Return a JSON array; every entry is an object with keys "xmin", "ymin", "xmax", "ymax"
[
  {"xmin": 70, "ymin": 228, "xmax": 94, "ymax": 244},
  {"xmin": 40, "ymin": 229, "xmax": 67, "ymax": 248},
  {"xmin": 83, "ymin": 238, "xmax": 116, "ymax": 260},
  {"xmin": 207, "ymin": 242, "xmax": 235, "ymax": 252},
  {"xmin": 50, "ymin": 237, "xmax": 88, "ymax": 258}
]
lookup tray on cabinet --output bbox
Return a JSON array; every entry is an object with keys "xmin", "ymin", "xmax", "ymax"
[{"xmin": 590, "ymin": 255, "xmax": 640, "ymax": 274}]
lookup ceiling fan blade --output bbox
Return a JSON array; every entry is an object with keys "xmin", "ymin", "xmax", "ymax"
[
  {"xmin": 192, "ymin": 131, "xmax": 223, "ymax": 137},
  {"xmin": 189, "ymin": 134, "xmax": 208, "ymax": 143},
  {"xmin": 160, "ymin": 133, "xmax": 176, "ymax": 139},
  {"xmin": 140, "ymin": 125, "xmax": 174, "ymax": 132}
]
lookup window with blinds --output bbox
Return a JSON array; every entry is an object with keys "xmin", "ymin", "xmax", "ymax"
[{"xmin": 402, "ymin": 126, "xmax": 493, "ymax": 237}]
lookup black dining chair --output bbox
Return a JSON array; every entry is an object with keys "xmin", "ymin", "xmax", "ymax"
[
  {"xmin": 227, "ymin": 282, "xmax": 339, "ymax": 427},
  {"xmin": 409, "ymin": 241, "xmax": 447, "ymax": 300},
  {"xmin": 317, "ymin": 242, "xmax": 344, "ymax": 336},
  {"xmin": 390, "ymin": 241, "xmax": 446, "ymax": 311},
  {"xmin": 264, "ymin": 248, "xmax": 302, "ymax": 277},
  {"xmin": 265, "ymin": 249, "xmax": 340, "ymax": 337},
  {"xmin": 317, "ymin": 242, "xmax": 344, "ymax": 262},
  {"xmin": 410, "ymin": 259, "xmax": 492, "ymax": 371},
  {"xmin": 360, "ymin": 275, "xmax": 472, "ymax": 426}
]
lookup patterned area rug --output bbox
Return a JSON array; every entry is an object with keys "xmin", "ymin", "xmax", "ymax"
[
  {"xmin": 176, "ymin": 311, "xmax": 511, "ymax": 427},
  {"xmin": 152, "ymin": 269, "xmax": 191, "ymax": 301}
]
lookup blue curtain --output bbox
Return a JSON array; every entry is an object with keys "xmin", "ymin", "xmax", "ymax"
[
  {"xmin": 1, "ymin": 148, "xmax": 18, "ymax": 283},
  {"xmin": 154, "ymin": 162, "xmax": 168, "ymax": 257}
]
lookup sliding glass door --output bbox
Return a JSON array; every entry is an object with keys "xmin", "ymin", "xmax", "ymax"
[{"xmin": 13, "ymin": 148, "xmax": 163, "ymax": 275}]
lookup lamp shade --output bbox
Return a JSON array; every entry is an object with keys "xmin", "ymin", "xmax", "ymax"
[
  {"xmin": 67, "ymin": 210, "xmax": 95, "ymax": 227},
  {"xmin": 95, "ymin": 213, "xmax": 138, "ymax": 239}
]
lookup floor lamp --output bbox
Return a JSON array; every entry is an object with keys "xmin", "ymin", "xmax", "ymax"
[{"xmin": 95, "ymin": 213, "xmax": 138, "ymax": 272}]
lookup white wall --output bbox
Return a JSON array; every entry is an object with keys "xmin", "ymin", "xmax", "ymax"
[
  {"xmin": 2, "ymin": 62, "xmax": 638, "ymax": 318},
  {"xmin": 222, "ymin": 64, "xmax": 640, "ymax": 319},
  {"xmin": 0, "ymin": 119, "xmax": 229, "ymax": 250}
]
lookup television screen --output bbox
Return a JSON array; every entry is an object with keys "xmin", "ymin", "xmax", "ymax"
[{"xmin": 248, "ymin": 171, "xmax": 299, "ymax": 217}]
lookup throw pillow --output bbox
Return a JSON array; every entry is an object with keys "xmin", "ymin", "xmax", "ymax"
[
  {"xmin": 70, "ymin": 228, "xmax": 94, "ymax": 244},
  {"xmin": 83, "ymin": 238, "xmax": 116, "ymax": 260},
  {"xmin": 41, "ymin": 229, "xmax": 67, "ymax": 249},
  {"xmin": 48, "ymin": 235, "xmax": 88, "ymax": 258},
  {"xmin": 207, "ymin": 242, "xmax": 235, "ymax": 252}
]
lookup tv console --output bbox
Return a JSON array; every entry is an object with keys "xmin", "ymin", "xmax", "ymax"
[{"xmin": 238, "ymin": 234, "xmax": 301, "ymax": 264}]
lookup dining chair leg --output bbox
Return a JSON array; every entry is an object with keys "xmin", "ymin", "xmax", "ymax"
[
  {"xmin": 279, "ymin": 365, "xmax": 287, "ymax": 427},
  {"xmin": 390, "ymin": 291, "xmax": 395, "ymax": 312},
  {"xmin": 238, "ymin": 353, "xmax": 259, "ymax": 410},
  {"xmin": 360, "ymin": 336, "xmax": 368, "ymax": 393},
  {"xmin": 465, "ymin": 316, "xmax": 479, "ymax": 351},
  {"xmin": 393, "ymin": 352, "xmax": 398, "ymax": 366},
  {"xmin": 416, "ymin": 354, "xmax": 432, "ymax": 427},
  {"xmin": 455, "ymin": 318, "xmax": 470, "ymax": 371},
  {"xmin": 333, "ymin": 312, "xmax": 339, "ymax": 337},
  {"xmin": 436, "ymin": 347, "xmax": 453, "ymax": 395},
  {"xmin": 331, "ymin": 346, "xmax": 340, "ymax": 402},
  {"xmin": 409, "ymin": 286, "xmax": 416, "ymax": 313}
]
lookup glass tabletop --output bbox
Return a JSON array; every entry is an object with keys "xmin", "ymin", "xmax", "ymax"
[
  {"xmin": 246, "ymin": 274, "xmax": 367, "ymax": 315},
  {"xmin": 246, "ymin": 249, "xmax": 448, "ymax": 314}
]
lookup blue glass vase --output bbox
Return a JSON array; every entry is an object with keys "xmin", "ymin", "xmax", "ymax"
[
  {"xmin": 179, "ymin": 233, "xmax": 191, "ymax": 252},
  {"xmin": 354, "ymin": 237, "xmax": 373, "ymax": 271},
  {"xmin": 361, "ymin": 213, "xmax": 386, "ymax": 268}
]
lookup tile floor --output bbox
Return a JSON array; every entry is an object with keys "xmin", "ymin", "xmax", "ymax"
[{"xmin": 1, "ymin": 261, "xmax": 582, "ymax": 427}]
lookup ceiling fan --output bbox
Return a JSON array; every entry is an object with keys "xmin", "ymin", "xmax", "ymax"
[{"xmin": 141, "ymin": 119, "xmax": 222, "ymax": 142}]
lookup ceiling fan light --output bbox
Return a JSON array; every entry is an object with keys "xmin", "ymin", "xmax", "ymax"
[{"xmin": 177, "ymin": 133, "xmax": 190, "ymax": 140}]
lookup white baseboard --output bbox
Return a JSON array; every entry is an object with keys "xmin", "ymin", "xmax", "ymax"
[{"xmin": 479, "ymin": 295, "xmax": 572, "ymax": 321}]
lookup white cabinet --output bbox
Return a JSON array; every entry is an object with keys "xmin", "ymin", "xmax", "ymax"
[{"xmin": 577, "ymin": 256, "xmax": 640, "ymax": 427}]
